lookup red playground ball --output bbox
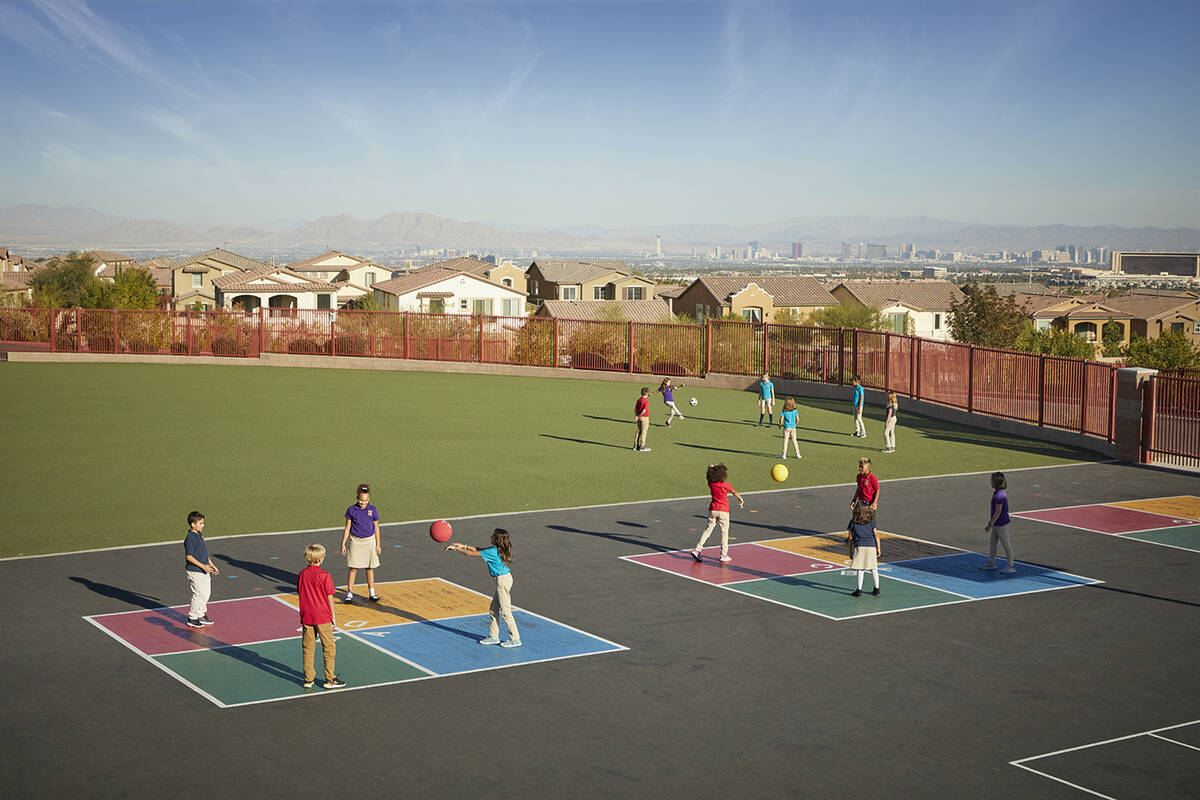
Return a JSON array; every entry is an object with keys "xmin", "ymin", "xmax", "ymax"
[{"xmin": 430, "ymin": 520, "xmax": 452, "ymax": 543}]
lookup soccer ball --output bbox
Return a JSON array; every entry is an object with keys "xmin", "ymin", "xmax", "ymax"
[{"xmin": 689, "ymin": 397, "xmax": 698, "ymax": 406}]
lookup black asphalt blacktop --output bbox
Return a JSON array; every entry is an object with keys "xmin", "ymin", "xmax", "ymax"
[{"xmin": 4, "ymin": 460, "xmax": 1199, "ymax": 799}]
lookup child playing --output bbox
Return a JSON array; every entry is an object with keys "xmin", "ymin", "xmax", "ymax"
[
  {"xmin": 445, "ymin": 529, "xmax": 520, "ymax": 647},
  {"xmin": 778, "ymin": 397, "xmax": 801, "ymax": 459},
  {"xmin": 980, "ymin": 472, "xmax": 1016, "ymax": 573},
  {"xmin": 852, "ymin": 457, "xmax": 879, "ymax": 513},
  {"xmin": 297, "ymin": 544, "xmax": 345, "ymax": 689},
  {"xmin": 183, "ymin": 511, "xmax": 218, "ymax": 628},
  {"xmin": 851, "ymin": 375, "xmax": 866, "ymax": 438},
  {"xmin": 656, "ymin": 378, "xmax": 686, "ymax": 426},
  {"xmin": 338, "ymin": 483, "xmax": 382, "ymax": 603},
  {"xmin": 633, "ymin": 387, "xmax": 651, "ymax": 452},
  {"xmin": 756, "ymin": 373, "xmax": 776, "ymax": 427},
  {"xmin": 882, "ymin": 391, "xmax": 898, "ymax": 453},
  {"xmin": 847, "ymin": 503, "xmax": 882, "ymax": 596},
  {"xmin": 690, "ymin": 463, "xmax": 745, "ymax": 563}
]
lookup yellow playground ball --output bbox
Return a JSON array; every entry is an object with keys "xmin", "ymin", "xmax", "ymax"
[{"xmin": 771, "ymin": 463, "xmax": 788, "ymax": 482}]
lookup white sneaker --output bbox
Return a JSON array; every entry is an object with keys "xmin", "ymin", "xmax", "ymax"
[
  {"xmin": 978, "ymin": 563, "xmax": 997, "ymax": 570},
  {"xmin": 1000, "ymin": 566, "xmax": 1017, "ymax": 574},
  {"xmin": 718, "ymin": 555, "xmax": 732, "ymax": 563}
]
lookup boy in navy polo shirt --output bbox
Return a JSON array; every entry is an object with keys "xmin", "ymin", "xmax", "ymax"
[{"xmin": 183, "ymin": 511, "xmax": 218, "ymax": 628}]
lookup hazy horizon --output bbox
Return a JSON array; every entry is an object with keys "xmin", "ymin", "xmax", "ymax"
[{"xmin": 3, "ymin": 0, "xmax": 1198, "ymax": 230}]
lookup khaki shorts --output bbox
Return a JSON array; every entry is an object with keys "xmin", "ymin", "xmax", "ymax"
[{"xmin": 347, "ymin": 535, "xmax": 380, "ymax": 569}]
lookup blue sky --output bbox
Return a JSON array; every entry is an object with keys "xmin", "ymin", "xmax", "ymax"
[{"xmin": 2, "ymin": 0, "xmax": 1197, "ymax": 229}]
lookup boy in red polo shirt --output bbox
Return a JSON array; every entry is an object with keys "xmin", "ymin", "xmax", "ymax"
[
  {"xmin": 633, "ymin": 387, "xmax": 651, "ymax": 452},
  {"xmin": 297, "ymin": 544, "xmax": 345, "ymax": 689},
  {"xmin": 852, "ymin": 457, "xmax": 880, "ymax": 513}
]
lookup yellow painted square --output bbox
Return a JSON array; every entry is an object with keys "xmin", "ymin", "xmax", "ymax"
[
  {"xmin": 1109, "ymin": 496, "xmax": 1200, "ymax": 521},
  {"xmin": 276, "ymin": 578, "xmax": 491, "ymax": 631},
  {"xmin": 759, "ymin": 532, "xmax": 961, "ymax": 565}
]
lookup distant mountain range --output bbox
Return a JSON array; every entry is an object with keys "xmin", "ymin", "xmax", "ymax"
[{"xmin": 2, "ymin": 204, "xmax": 1197, "ymax": 259}]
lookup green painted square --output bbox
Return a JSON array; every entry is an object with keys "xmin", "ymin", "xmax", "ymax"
[
  {"xmin": 730, "ymin": 571, "xmax": 964, "ymax": 619},
  {"xmin": 154, "ymin": 634, "xmax": 429, "ymax": 706},
  {"xmin": 1120, "ymin": 525, "xmax": 1200, "ymax": 553}
]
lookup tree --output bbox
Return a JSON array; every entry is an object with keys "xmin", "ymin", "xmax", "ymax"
[
  {"xmin": 1119, "ymin": 332, "xmax": 1200, "ymax": 371},
  {"xmin": 948, "ymin": 284, "xmax": 1028, "ymax": 348},
  {"xmin": 30, "ymin": 252, "xmax": 99, "ymax": 308},
  {"xmin": 110, "ymin": 267, "xmax": 160, "ymax": 309},
  {"xmin": 806, "ymin": 303, "xmax": 887, "ymax": 331},
  {"xmin": 1101, "ymin": 319, "xmax": 1125, "ymax": 355},
  {"xmin": 1016, "ymin": 327, "xmax": 1096, "ymax": 359}
]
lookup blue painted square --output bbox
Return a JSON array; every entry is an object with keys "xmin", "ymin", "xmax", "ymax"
[
  {"xmin": 881, "ymin": 552, "xmax": 1099, "ymax": 599},
  {"xmin": 350, "ymin": 611, "xmax": 623, "ymax": 675}
]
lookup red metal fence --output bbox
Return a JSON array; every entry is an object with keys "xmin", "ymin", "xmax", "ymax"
[
  {"xmin": 1143, "ymin": 374, "xmax": 1200, "ymax": 467},
  {"xmin": 0, "ymin": 306, "xmax": 1121, "ymax": 441}
]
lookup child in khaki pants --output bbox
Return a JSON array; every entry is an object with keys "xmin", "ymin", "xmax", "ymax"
[{"xmin": 297, "ymin": 544, "xmax": 345, "ymax": 689}]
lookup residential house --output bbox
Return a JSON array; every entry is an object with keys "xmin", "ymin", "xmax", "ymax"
[
  {"xmin": 0, "ymin": 270, "xmax": 34, "ymax": 303},
  {"xmin": 653, "ymin": 284, "xmax": 688, "ymax": 315},
  {"xmin": 525, "ymin": 260, "xmax": 655, "ymax": 304},
  {"xmin": 534, "ymin": 299, "xmax": 675, "ymax": 323},
  {"xmin": 84, "ymin": 250, "xmax": 136, "ymax": 276},
  {"xmin": 1, "ymin": 248, "xmax": 44, "ymax": 273},
  {"xmin": 830, "ymin": 280, "xmax": 964, "ymax": 339},
  {"xmin": 416, "ymin": 256, "xmax": 527, "ymax": 297},
  {"xmin": 286, "ymin": 250, "xmax": 394, "ymax": 308},
  {"xmin": 212, "ymin": 265, "xmax": 339, "ymax": 314},
  {"xmin": 372, "ymin": 268, "xmax": 527, "ymax": 316},
  {"xmin": 673, "ymin": 275, "xmax": 836, "ymax": 322},
  {"xmin": 1018, "ymin": 291, "xmax": 1200, "ymax": 352},
  {"xmin": 165, "ymin": 248, "xmax": 267, "ymax": 310},
  {"xmin": 96, "ymin": 260, "xmax": 173, "ymax": 301}
]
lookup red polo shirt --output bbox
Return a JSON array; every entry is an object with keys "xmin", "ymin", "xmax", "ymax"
[
  {"xmin": 635, "ymin": 396, "xmax": 649, "ymax": 418},
  {"xmin": 297, "ymin": 565, "xmax": 335, "ymax": 625},
  {"xmin": 855, "ymin": 472, "xmax": 879, "ymax": 505}
]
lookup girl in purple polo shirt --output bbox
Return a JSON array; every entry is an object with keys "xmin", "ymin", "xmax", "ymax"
[
  {"xmin": 656, "ymin": 378, "xmax": 686, "ymax": 427},
  {"xmin": 979, "ymin": 472, "xmax": 1016, "ymax": 574},
  {"xmin": 338, "ymin": 483, "xmax": 382, "ymax": 603}
]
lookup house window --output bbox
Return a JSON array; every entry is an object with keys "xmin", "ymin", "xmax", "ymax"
[
  {"xmin": 625, "ymin": 286, "xmax": 644, "ymax": 300},
  {"xmin": 593, "ymin": 285, "xmax": 606, "ymax": 300},
  {"xmin": 317, "ymin": 294, "xmax": 331, "ymax": 310},
  {"xmin": 192, "ymin": 273, "xmax": 202, "ymax": 288},
  {"xmin": 460, "ymin": 298, "xmax": 469, "ymax": 310},
  {"xmin": 1036, "ymin": 318, "xmax": 1051, "ymax": 331},
  {"xmin": 529, "ymin": 278, "xmax": 538, "ymax": 295},
  {"xmin": 428, "ymin": 298, "xmax": 445, "ymax": 314},
  {"xmin": 560, "ymin": 286, "xmax": 578, "ymax": 300},
  {"xmin": 1171, "ymin": 322, "xmax": 1185, "ymax": 334},
  {"xmin": 472, "ymin": 299, "xmax": 493, "ymax": 316},
  {"xmin": 501, "ymin": 277, "xmax": 513, "ymax": 287},
  {"xmin": 741, "ymin": 307, "xmax": 762, "ymax": 323},
  {"xmin": 887, "ymin": 313, "xmax": 907, "ymax": 334},
  {"xmin": 933, "ymin": 313, "xmax": 941, "ymax": 330},
  {"xmin": 502, "ymin": 298, "xmax": 520, "ymax": 316},
  {"xmin": 1193, "ymin": 322, "xmax": 1200, "ymax": 334},
  {"xmin": 366, "ymin": 272, "xmax": 375, "ymax": 286}
]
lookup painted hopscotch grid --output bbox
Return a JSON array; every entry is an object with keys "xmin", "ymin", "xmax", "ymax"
[
  {"xmin": 622, "ymin": 533, "xmax": 1101, "ymax": 621},
  {"xmin": 1013, "ymin": 495, "xmax": 1200, "ymax": 554},
  {"xmin": 1011, "ymin": 719, "xmax": 1200, "ymax": 799},
  {"xmin": 84, "ymin": 577, "xmax": 626, "ymax": 708}
]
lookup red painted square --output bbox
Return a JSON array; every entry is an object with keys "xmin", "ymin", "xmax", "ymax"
[
  {"xmin": 625, "ymin": 543, "xmax": 840, "ymax": 585},
  {"xmin": 1013, "ymin": 504, "xmax": 1194, "ymax": 534},
  {"xmin": 89, "ymin": 596, "xmax": 300, "ymax": 656}
]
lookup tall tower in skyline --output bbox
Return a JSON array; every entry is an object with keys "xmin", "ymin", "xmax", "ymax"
[
  {"xmin": 792, "ymin": 242, "xmax": 803, "ymax": 258},
  {"xmin": 656, "ymin": 234, "xmax": 662, "ymax": 257}
]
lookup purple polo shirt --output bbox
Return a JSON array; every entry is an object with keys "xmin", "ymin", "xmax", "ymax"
[{"xmin": 345, "ymin": 503, "xmax": 380, "ymax": 538}]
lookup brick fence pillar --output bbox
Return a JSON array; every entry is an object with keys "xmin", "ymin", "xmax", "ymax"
[{"xmin": 1113, "ymin": 367, "xmax": 1156, "ymax": 463}]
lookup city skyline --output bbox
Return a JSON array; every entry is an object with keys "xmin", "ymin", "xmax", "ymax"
[{"xmin": 2, "ymin": 0, "xmax": 1198, "ymax": 230}]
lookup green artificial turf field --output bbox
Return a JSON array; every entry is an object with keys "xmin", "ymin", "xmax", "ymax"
[{"xmin": 0, "ymin": 362, "xmax": 1101, "ymax": 557}]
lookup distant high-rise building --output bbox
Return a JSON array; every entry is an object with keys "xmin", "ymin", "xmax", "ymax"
[
  {"xmin": 866, "ymin": 244, "xmax": 887, "ymax": 259},
  {"xmin": 1112, "ymin": 251, "xmax": 1200, "ymax": 278},
  {"xmin": 841, "ymin": 243, "xmax": 855, "ymax": 260},
  {"xmin": 715, "ymin": 246, "xmax": 723, "ymax": 259},
  {"xmin": 656, "ymin": 235, "xmax": 663, "ymax": 257},
  {"xmin": 898, "ymin": 242, "xmax": 914, "ymax": 260},
  {"xmin": 792, "ymin": 242, "xmax": 803, "ymax": 259},
  {"xmin": 748, "ymin": 240, "xmax": 759, "ymax": 259}
]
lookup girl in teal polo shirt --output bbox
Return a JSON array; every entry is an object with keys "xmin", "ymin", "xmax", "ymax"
[{"xmin": 445, "ymin": 529, "xmax": 520, "ymax": 647}]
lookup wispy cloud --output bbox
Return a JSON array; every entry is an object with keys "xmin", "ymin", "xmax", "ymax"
[{"xmin": 136, "ymin": 108, "xmax": 227, "ymax": 164}]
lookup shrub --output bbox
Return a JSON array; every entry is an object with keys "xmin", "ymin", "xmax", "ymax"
[
  {"xmin": 170, "ymin": 341, "xmax": 190, "ymax": 355},
  {"xmin": 288, "ymin": 337, "xmax": 328, "ymax": 354},
  {"xmin": 211, "ymin": 335, "xmax": 248, "ymax": 356}
]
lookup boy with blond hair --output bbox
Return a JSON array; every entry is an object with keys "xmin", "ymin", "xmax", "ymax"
[{"xmin": 297, "ymin": 544, "xmax": 345, "ymax": 689}]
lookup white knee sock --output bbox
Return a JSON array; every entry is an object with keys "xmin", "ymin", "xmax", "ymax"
[{"xmin": 856, "ymin": 571, "xmax": 864, "ymax": 590}]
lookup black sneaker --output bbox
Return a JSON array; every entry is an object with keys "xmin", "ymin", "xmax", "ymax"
[
  {"xmin": 368, "ymin": 594, "xmax": 381, "ymax": 603},
  {"xmin": 200, "ymin": 615, "xmax": 215, "ymax": 625},
  {"xmin": 186, "ymin": 617, "xmax": 204, "ymax": 628},
  {"xmin": 342, "ymin": 594, "xmax": 354, "ymax": 604},
  {"xmin": 323, "ymin": 677, "xmax": 346, "ymax": 689},
  {"xmin": 872, "ymin": 587, "xmax": 880, "ymax": 596},
  {"xmin": 851, "ymin": 589, "xmax": 862, "ymax": 597}
]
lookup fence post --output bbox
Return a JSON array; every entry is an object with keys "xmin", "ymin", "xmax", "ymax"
[
  {"xmin": 50, "ymin": 309, "xmax": 57, "ymax": 352},
  {"xmin": 762, "ymin": 322, "xmax": 769, "ymax": 376},
  {"xmin": 330, "ymin": 311, "xmax": 337, "ymax": 356},
  {"xmin": 884, "ymin": 333, "xmax": 890, "ymax": 391},
  {"xmin": 851, "ymin": 328, "xmax": 858, "ymax": 379},
  {"xmin": 1037, "ymin": 355, "xmax": 1045, "ymax": 427},
  {"xmin": 914, "ymin": 338, "xmax": 922, "ymax": 400},
  {"xmin": 1079, "ymin": 360, "xmax": 1088, "ymax": 435},
  {"xmin": 1108, "ymin": 367, "xmax": 1117, "ymax": 443},
  {"xmin": 1141, "ymin": 378, "xmax": 1157, "ymax": 463},
  {"xmin": 704, "ymin": 319, "xmax": 712, "ymax": 375},
  {"xmin": 478, "ymin": 315, "xmax": 484, "ymax": 363},
  {"xmin": 258, "ymin": 307, "xmax": 264, "ymax": 355},
  {"xmin": 967, "ymin": 345, "xmax": 974, "ymax": 413},
  {"xmin": 627, "ymin": 321, "xmax": 634, "ymax": 373},
  {"xmin": 840, "ymin": 327, "xmax": 847, "ymax": 381}
]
